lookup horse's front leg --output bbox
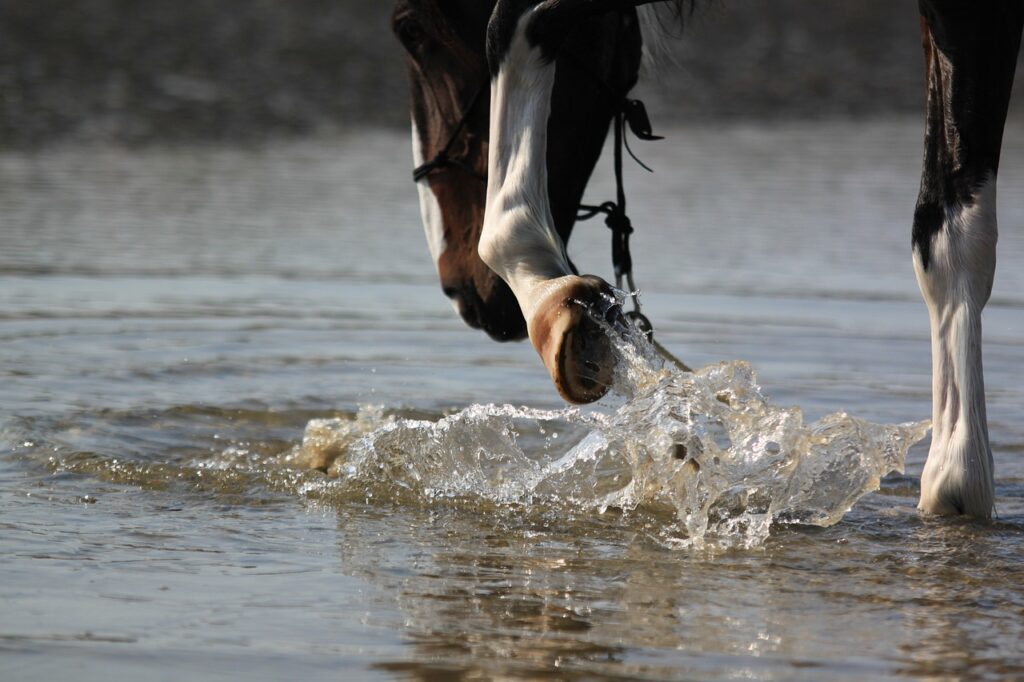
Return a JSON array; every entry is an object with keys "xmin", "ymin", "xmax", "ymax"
[
  {"xmin": 914, "ymin": 1, "xmax": 1023, "ymax": 517},
  {"xmin": 480, "ymin": 1, "xmax": 631, "ymax": 403}
]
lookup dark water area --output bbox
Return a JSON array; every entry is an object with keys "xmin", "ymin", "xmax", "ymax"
[{"xmin": 5, "ymin": 1, "xmax": 1024, "ymax": 146}]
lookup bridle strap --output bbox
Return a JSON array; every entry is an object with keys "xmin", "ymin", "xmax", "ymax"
[
  {"xmin": 574, "ymin": 97, "xmax": 692, "ymax": 372},
  {"xmin": 412, "ymin": 84, "xmax": 488, "ymax": 183},
  {"xmin": 558, "ymin": 30, "xmax": 665, "ymax": 338},
  {"xmin": 576, "ymin": 94, "xmax": 664, "ymax": 342}
]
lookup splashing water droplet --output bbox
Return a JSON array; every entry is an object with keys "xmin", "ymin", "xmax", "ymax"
[{"xmin": 288, "ymin": 316, "xmax": 929, "ymax": 549}]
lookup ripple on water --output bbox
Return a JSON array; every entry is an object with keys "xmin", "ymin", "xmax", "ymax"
[{"xmin": 8, "ymin": 324, "xmax": 928, "ymax": 550}]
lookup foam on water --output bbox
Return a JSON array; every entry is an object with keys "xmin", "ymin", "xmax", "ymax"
[{"xmin": 286, "ymin": 327, "xmax": 930, "ymax": 549}]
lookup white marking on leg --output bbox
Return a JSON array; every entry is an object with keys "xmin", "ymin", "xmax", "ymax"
[
  {"xmin": 411, "ymin": 119, "xmax": 447, "ymax": 273},
  {"xmin": 914, "ymin": 176, "xmax": 997, "ymax": 517},
  {"xmin": 479, "ymin": 12, "xmax": 575, "ymax": 323}
]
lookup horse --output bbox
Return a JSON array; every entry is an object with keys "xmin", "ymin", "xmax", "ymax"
[
  {"xmin": 392, "ymin": 0, "xmax": 1024, "ymax": 520},
  {"xmin": 394, "ymin": 0, "xmax": 646, "ymax": 403}
]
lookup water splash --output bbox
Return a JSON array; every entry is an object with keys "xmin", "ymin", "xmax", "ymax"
[{"xmin": 287, "ymin": 328, "xmax": 929, "ymax": 549}]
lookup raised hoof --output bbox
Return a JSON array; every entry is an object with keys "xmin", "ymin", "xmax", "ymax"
[{"xmin": 527, "ymin": 275, "xmax": 619, "ymax": 404}]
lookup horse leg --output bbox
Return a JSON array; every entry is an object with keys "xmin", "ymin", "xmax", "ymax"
[
  {"xmin": 480, "ymin": 1, "xmax": 633, "ymax": 403},
  {"xmin": 914, "ymin": 1, "xmax": 1023, "ymax": 517}
]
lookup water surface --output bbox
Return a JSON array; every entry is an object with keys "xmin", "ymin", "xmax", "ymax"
[{"xmin": 2, "ymin": 120, "xmax": 1024, "ymax": 680}]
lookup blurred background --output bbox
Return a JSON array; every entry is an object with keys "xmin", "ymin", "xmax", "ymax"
[{"xmin": 4, "ymin": 0, "xmax": 1022, "ymax": 147}]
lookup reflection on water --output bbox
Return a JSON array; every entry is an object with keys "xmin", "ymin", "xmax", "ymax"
[
  {"xmin": 3, "ymin": 122, "xmax": 1024, "ymax": 679},
  {"xmin": 336, "ymin": 504, "xmax": 1024, "ymax": 681}
]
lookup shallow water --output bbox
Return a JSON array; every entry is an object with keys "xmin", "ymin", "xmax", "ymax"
[{"xmin": 3, "ymin": 120, "xmax": 1024, "ymax": 680}]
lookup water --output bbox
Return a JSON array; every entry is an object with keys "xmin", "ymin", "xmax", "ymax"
[
  {"xmin": 3, "ymin": 120, "xmax": 1024, "ymax": 680},
  {"xmin": 286, "ymin": 348, "xmax": 928, "ymax": 550}
]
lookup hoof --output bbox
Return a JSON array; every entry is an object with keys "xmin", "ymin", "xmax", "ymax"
[
  {"xmin": 918, "ymin": 462, "xmax": 994, "ymax": 519},
  {"xmin": 917, "ymin": 436, "xmax": 994, "ymax": 519},
  {"xmin": 527, "ymin": 275, "xmax": 619, "ymax": 404}
]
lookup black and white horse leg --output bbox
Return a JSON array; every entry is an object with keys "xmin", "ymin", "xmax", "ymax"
[
  {"xmin": 914, "ymin": 1, "xmax": 1023, "ymax": 517},
  {"xmin": 480, "ymin": 0, "xmax": 631, "ymax": 403}
]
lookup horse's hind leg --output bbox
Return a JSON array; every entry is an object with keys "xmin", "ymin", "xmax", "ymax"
[{"xmin": 914, "ymin": 1, "xmax": 1023, "ymax": 517}]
